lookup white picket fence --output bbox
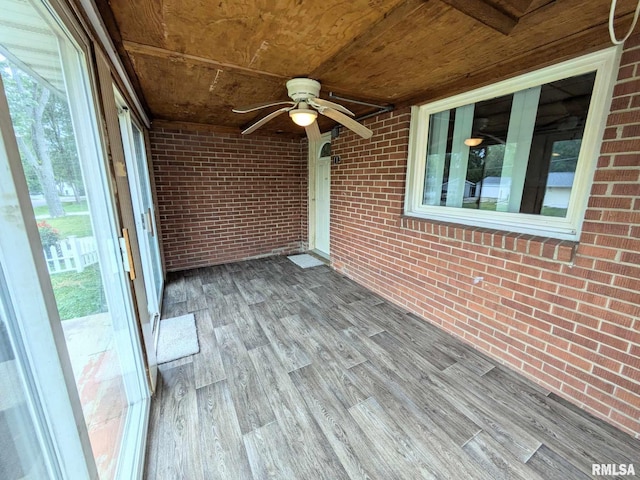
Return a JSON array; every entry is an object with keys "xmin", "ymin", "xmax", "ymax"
[{"xmin": 43, "ymin": 236, "xmax": 98, "ymax": 274}]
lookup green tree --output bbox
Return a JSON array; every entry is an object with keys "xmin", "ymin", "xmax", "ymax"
[
  {"xmin": 549, "ymin": 139, "xmax": 581, "ymax": 172},
  {"xmin": 44, "ymin": 93, "xmax": 84, "ymax": 201},
  {"xmin": 1, "ymin": 61, "xmax": 65, "ymax": 216}
]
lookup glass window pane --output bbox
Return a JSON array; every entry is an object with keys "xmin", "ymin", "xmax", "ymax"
[
  {"xmin": 320, "ymin": 141, "xmax": 331, "ymax": 157},
  {"xmin": 422, "ymin": 72, "xmax": 595, "ymax": 217},
  {"xmin": 540, "ymin": 139, "xmax": 581, "ymax": 217},
  {"xmin": 131, "ymin": 123, "xmax": 162, "ymax": 297},
  {"xmin": 0, "ymin": 266, "xmax": 50, "ymax": 480}
]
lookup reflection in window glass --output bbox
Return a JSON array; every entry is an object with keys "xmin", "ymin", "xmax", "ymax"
[
  {"xmin": 422, "ymin": 72, "xmax": 595, "ymax": 218},
  {"xmin": 0, "ymin": 267, "xmax": 50, "ymax": 480}
]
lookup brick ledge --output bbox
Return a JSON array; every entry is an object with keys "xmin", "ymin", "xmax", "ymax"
[{"xmin": 400, "ymin": 216, "xmax": 577, "ymax": 262}]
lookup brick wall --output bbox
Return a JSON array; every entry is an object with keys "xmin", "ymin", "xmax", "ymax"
[
  {"xmin": 150, "ymin": 125, "xmax": 307, "ymax": 271},
  {"xmin": 330, "ymin": 35, "xmax": 640, "ymax": 437}
]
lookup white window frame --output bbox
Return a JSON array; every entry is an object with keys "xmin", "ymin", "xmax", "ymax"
[{"xmin": 404, "ymin": 47, "xmax": 621, "ymax": 241}]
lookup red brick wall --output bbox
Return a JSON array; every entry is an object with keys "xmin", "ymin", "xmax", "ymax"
[
  {"xmin": 150, "ymin": 125, "xmax": 307, "ymax": 271},
  {"xmin": 331, "ymin": 36, "xmax": 640, "ymax": 438}
]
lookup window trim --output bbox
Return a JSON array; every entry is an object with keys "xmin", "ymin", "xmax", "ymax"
[{"xmin": 404, "ymin": 47, "xmax": 621, "ymax": 241}]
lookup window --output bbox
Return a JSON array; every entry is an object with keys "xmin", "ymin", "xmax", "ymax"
[
  {"xmin": 404, "ymin": 48, "xmax": 619, "ymax": 241},
  {"xmin": 320, "ymin": 141, "xmax": 331, "ymax": 158}
]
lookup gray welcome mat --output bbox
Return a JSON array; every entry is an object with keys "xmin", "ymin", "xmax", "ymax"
[
  {"xmin": 156, "ymin": 313, "xmax": 200, "ymax": 364},
  {"xmin": 288, "ymin": 253, "xmax": 325, "ymax": 268}
]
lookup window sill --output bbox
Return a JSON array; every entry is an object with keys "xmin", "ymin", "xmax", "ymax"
[{"xmin": 400, "ymin": 215, "xmax": 577, "ymax": 263}]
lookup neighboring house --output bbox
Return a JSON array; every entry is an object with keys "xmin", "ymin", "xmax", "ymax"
[
  {"xmin": 441, "ymin": 179, "xmax": 477, "ymax": 200},
  {"xmin": 542, "ymin": 171, "xmax": 575, "ymax": 208},
  {"xmin": 480, "ymin": 172, "xmax": 575, "ymax": 209},
  {"xmin": 478, "ymin": 176, "xmax": 509, "ymax": 202}
]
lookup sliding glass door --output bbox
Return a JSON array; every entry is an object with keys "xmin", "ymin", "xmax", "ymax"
[
  {"xmin": 0, "ymin": 0, "xmax": 149, "ymax": 478},
  {"xmin": 116, "ymin": 95, "xmax": 164, "ymax": 351}
]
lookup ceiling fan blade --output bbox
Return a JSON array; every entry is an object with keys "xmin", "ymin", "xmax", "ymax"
[
  {"xmin": 241, "ymin": 106, "xmax": 291, "ymax": 135},
  {"xmin": 310, "ymin": 97, "xmax": 354, "ymax": 116},
  {"xmin": 305, "ymin": 121, "xmax": 321, "ymax": 142},
  {"xmin": 321, "ymin": 107, "xmax": 373, "ymax": 139},
  {"xmin": 233, "ymin": 100, "xmax": 296, "ymax": 114}
]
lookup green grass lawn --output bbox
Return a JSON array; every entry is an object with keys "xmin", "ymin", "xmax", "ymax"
[
  {"xmin": 45, "ymin": 215, "xmax": 93, "ymax": 238},
  {"xmin": 33, "ymin": 200, "xmax": 88, "ymax": 216},
  {"xmin": 462, "ymin": 200, "xmax": 498, "ymax": 210},
  {"xmin": 540, "ymin": 206, "xmax": 568, "ymax": 217},
  {"xmin": 50, "ymin": 264, "xmax": 106, "ymax": 320},
  {"xmin": 462, "ymin": 201, "xmax": 567, "ymax": 217},
  {"xmin": 37, "ymin": 201, "xmax": 100, "ymax": 320}
]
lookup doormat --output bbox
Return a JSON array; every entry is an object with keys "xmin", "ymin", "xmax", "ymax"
[
  {"xmin": 156, "ymin": 313, "xmax": 200, "ymax": 364},
  {"xmin": 287, "ymin": 253, "xmax": 325, "ymax": 269}
]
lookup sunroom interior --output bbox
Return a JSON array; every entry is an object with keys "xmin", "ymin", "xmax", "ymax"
[{"xmin": 0, "ymin": 0, "xmax": 639, "ymax": 478}]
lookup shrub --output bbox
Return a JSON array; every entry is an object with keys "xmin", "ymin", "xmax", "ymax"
[{"xmin": 37, "ymin": 221, "xmax": 60, "ymax": 248}]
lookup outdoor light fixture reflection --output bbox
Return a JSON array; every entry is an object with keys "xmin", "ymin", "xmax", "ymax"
[
  {"xmin": 289, "ymin": 109, "xmax": 318, "ymax": 127},
  {"xmin": 464, "ymin": 137, "xmax": 483, "ymax": 147}
]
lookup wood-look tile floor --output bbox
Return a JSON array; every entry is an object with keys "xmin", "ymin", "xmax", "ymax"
[{"xmin": 144, "ymin": 256, "xmax": 640, "ymax": 480}]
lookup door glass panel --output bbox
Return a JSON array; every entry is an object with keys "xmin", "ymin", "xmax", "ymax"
[
  {"xmin": 131, "ymin": 123, "xmax": 162, "ymax": 300},
  {"xmin": 117, "ymin": 105, "xmax": 163, "ymax": 321},
  {"xmin": 0, "ymin": 1, "xmax": 147, "ymax": 478},
  {"xmin": 0, "ymin": 266, "xmax": 51, "ymax": 480}
]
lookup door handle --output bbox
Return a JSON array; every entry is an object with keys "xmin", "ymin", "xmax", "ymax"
[{"xmin": 121, "ymin": 228, "xmax": 136, "ymax": 280}]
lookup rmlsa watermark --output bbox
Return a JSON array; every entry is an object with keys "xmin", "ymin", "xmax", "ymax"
[{"xmin": 592, "ymin": 464, "xmax": 636, "ymax": 476}]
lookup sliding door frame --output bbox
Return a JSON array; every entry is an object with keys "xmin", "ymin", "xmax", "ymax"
[{"xmin": 0, "ymin": 0, "xmax": 152, "ymax": 477}]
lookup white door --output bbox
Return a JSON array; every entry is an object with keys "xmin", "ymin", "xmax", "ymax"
[
  {"xmin": 315, "ymin": 140, "xmax": 331, "ymax": 255},
  {"xmin": 0, "ymin": 1, "xmax": 149, "ymax": 477},
  {"xmin": 116, "ymin": 95, "xmax": 163, "ymax": 347}
]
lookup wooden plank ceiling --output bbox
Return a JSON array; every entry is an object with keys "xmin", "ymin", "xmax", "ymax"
[{"xmin": 96, "ymin": 0, "xmax": 637, "ymax": 136}]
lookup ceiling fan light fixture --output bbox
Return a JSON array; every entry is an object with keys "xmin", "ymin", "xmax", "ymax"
[
  {"xmin": 233, "ymin": 77, "xmax": 372, "ymax": 139},
  {"xmin": 289, "ymin": 108, "xmax": 317, "ymax": 127}
]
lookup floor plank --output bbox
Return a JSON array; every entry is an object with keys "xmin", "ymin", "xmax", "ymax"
[
  {"xmin": 252, "ymin": 312, "xmax": 311, "ymax": 373},
  {"xmin": 152, "ymin": 363, "xmax": 202, "ymax": 480},
  {"xmin": 162, "ymin": 273, "xmax": 185, "ymax": 305},
  {"xmin": 145, "ymin": 256, "xmax": 640, "ymax": 480},
  {"xmin": 143, "ymin": 373, "xmax": 163, "ymax": 478},
  {"xmin": 349, "ymin": 396, "xmax": 439, "ymax": 480},
  {"xmin": 192, "ymin": 309, "xmax": 226, "ymax": 389},
  {"xmin": 185, "ymin": 275, "xmax": 207, "ymax": 313},
  {"xmin": 289, "ymin": 365, "xmax": 396, "ymax": 480},
  {"xmin": 430, "ymin": 365, "xmax": 542, "ymax": 462},
  {"xmin": 225, "ymin": 293, "xmax": 269, "ymax": 350},
  {"xmin": 234, "ymin": 277, "xmax": 266, "ymax": 305},
  {"xmin": 205, "ymin": 291, "xmax": 240, "ymax": 328},
  {"xmin": 243, "ymin": 422, "xmax": 297, "ymax": 479},
  {"xmin": 196, "ymin": 380, "xmax": 253, "ymax": 479},
  {"xmin": 214, "ymin": 324, "xmax": 275, "ymax": 434},
  {"xmin": 282, "ymin": 314, "xmax": 369, "ymax": 409},
  {"xmin": 483, "ymin": 366, "xmax": 640, "ymax": 469},
  {"xmin": 463, "ymin": 431, "xmax": 545, "ymax": 480},
  {"xmin": 160, "ymin": 300, "xmax": 187, "ymax": 320},
  {"xmin": 249, "ymin": 345, "xmax": 350, "ymax": 480},
  {"xmin": 368, "ymin": 331, "xmax": 483, "ymax": 446},
  {"xmin": 346, "ymin": 361, "xmax": 491, "ymax": 480},
  {"xmin": 525, "ymin": 444, "xmax": 591, "ymax": 480},
  {"xmin": 297, "ymin": 307, "xmax": 366, "ymax": 370}
]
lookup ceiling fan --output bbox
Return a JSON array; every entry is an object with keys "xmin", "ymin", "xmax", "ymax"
[{"xmin": 232, "ymin": 78, "xmax": 373, "ymax": 141}]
